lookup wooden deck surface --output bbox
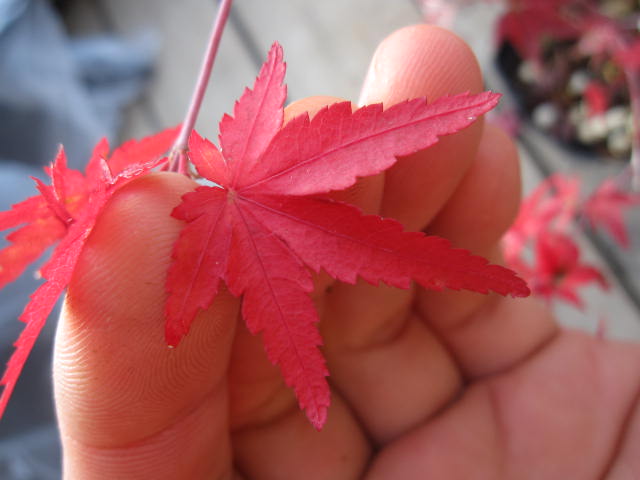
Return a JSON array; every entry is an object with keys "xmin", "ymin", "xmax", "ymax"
[{"xmin": 66, "ymin": 0, "xmax": 640, "ymax": 340}]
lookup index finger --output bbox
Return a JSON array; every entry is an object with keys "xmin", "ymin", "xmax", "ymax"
[
  {"xmin": 359, "ymin": 24, "xmax": 485, "ymax": 232},
  {"xmin": 360, "ymin": 24, "xmax": 557, "ymax": 377},
  {"xmin": 319, "ymin": 25, "xmax": 496, "ymax": 445}
]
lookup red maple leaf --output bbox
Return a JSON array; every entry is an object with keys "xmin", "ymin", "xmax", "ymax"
[
  {"xmin": 577, "ymin": 16, "xmax": 626, "ymax": 61},
  {"xmin": 166, "ymin": 43, "xmax": 530, "ymax": 430},
  {"xmin": 583, "ymin": 81, "xmax": 609, "ymax": 117},
  {"xmin": 0, "ymin": 127, "xmax": 178, "ymax": 417},
  {"xmin": 497, "ymin": 0, "xmax": 579, "ymax": 62},
  {"xmin": 614, "ymin": 39, "xmax": 640, "ymax": 72},
  {"xmin": 503, "ymin": 173, "xmax": 581, "ymax": 263},
  {"xmin": 582, "ymin": 178, "xmax": 640, "ymax": 248},
  {"xmin": 523, "ymin": 231, "xmax": 608, "ymax": 308}
]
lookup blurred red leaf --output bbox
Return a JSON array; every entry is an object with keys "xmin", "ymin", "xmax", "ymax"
[
  {"xmin": 584, "ymin": 81, "xmax": 610, "ymax": 117},
  {"xmin": 504, "ymin": 173, "xmax": 581, "ymax": 263},
  {"xmin": 497, "ymin": 0, "xmax": 579, "ymax": 62},
  {"xmin": 524, "ymin": 231, "xmax": 608, "ymax": 308},
  {"xmin": 583, "ymin": 178, "xmax": 640, "ymax": 248}
]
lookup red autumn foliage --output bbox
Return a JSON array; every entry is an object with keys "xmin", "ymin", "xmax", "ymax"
[
  {"xmin": 0, "ymin": 42, "xmax": 531, "ymax": 430},
  {"xmin": 504, "ymin": 173, "xmax": 581, "ymax": 264},
  {"xmin": 583, "ymin": 178, "xmax": 640, "ymax": 248},
  {"xmin": 584, "ymin": 81, "xmax": 610, "ymax": 117},
  {"xmin": 503, "ymin": 171, "xmax": 639, "ymax": 308},
  {"xmin": 0, "ymin": 127, "xmax": 178, "ymax": 417},
  {"xmin": 497, "ymin": 0, "xmax": 580, "ymax": 63},
  {"xmin": 165, "ymin": 43, "xmax": 530, "ymax": 429},
  {"xmin": 522, "ymin": 231, "xmax": 609, "ymax": 308}
]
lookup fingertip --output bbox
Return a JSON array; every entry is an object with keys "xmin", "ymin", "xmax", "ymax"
[
  {"xmin": 359, "ymin": 24, "xmax": 483, "ymax": 106},
  {"xmin": 284, "ymin": 96, "xmax": 346, "ymax": 122},
  {"xmin": 360, "ymin": 25, "xmax": 487, "ymax": 232}
]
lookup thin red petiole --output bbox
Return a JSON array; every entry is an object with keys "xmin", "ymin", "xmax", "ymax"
[{"xmin": 168, "ymin": 0, "xmax": 233, "ymax": 174}]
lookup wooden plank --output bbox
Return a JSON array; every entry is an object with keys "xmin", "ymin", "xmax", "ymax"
[
  {"xmin": 96, "ymin": 0, "xmax": 259, "ymax": 138},
  {"xmin": 232, "ymin": 0, "xmax": 422, "ymax": 102}
]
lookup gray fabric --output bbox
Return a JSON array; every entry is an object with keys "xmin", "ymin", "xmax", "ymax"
[
  {"xmin": 0, "ymin": 1, "xmax": 158, "ymax": 478},
  {"xmin": 0, "ymin": 0, "xmax": 28, "ymax": 33},
  {"xmin": 0, "ymin": 0, "xmax": 104, "ymax": 169}
]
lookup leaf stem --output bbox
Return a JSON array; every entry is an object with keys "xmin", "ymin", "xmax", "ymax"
[{"xmin": 168, "ymin": 0, "xmax": 234, "ymax": 174}]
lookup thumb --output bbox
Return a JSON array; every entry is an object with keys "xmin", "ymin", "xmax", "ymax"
[{"xmin": 53, "ymin": 172, "xmax": 240, "ymax": 479}]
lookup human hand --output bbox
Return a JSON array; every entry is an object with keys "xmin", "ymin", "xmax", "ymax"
[{"xmin": 53, "ymin": 25, "xmax": 640, "ymax": 479}]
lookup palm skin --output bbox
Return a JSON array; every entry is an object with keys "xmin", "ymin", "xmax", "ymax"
[{"xmin": 53, "ymin": 25, "xmax": 640, "ymax": 479}]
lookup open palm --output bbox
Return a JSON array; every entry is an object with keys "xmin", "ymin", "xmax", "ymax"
[{"xmin": 53, "ymin": 25, "xmax": 640, "ymax": 479}]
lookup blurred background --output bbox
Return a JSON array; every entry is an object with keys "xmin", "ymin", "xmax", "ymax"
[{"xmin": 0, "ymin": 0, "xmax": 638, "ymax": 478}]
